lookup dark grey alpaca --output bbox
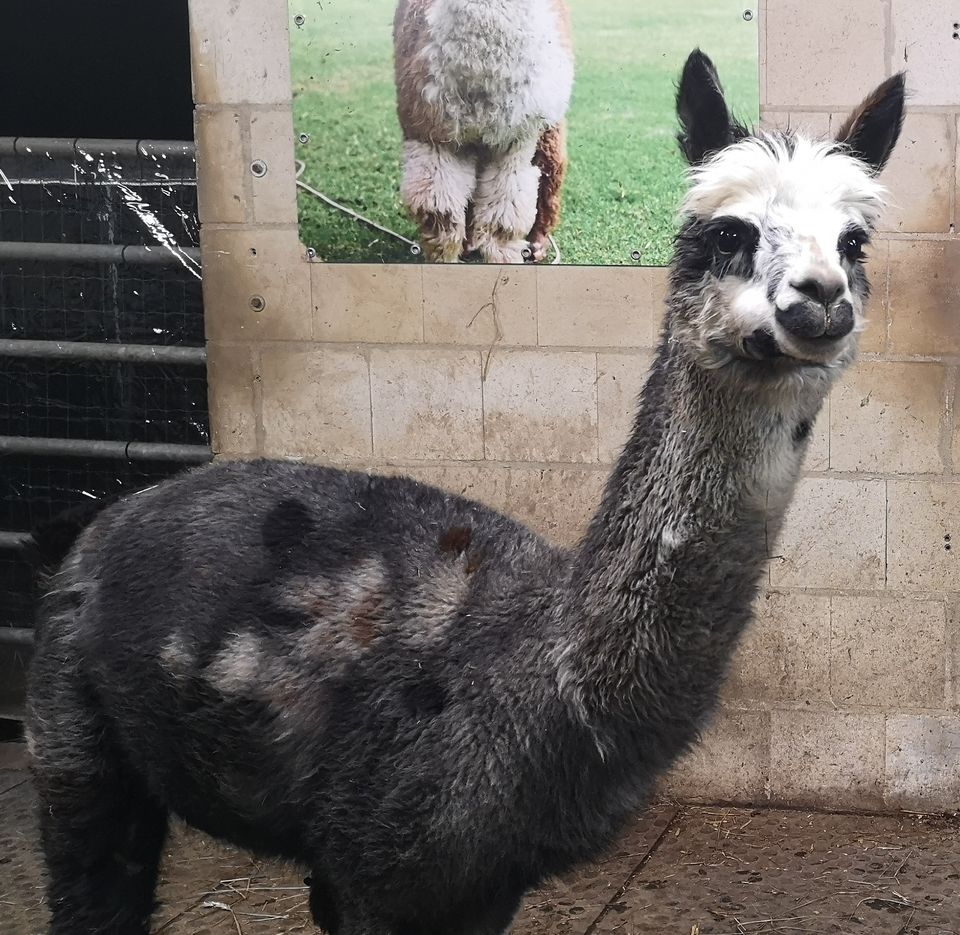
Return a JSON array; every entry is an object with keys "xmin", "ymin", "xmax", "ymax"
[{"xmin": 27, "ymin": 51, "xmax": 905, "ymax": 935}]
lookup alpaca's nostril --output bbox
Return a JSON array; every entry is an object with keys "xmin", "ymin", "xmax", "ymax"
[
  {"xmin": 790, "ymin": 276, "xmax": 845, "ymax": 308},
  {"xmin": 776, "ymin": 302, "xmax": 827, "ymax": 340}
]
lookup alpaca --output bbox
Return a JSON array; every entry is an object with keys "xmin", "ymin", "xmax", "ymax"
[
  {"xmin": 393, "ymin": 0, "xmax": 573, "ymax": 263},
  {"xmin": 26, "ymin": 51, "xmax": 905, "ymax": 935}
]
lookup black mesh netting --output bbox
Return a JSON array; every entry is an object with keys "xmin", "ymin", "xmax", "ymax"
[{"xmin": 0, "ymin": 142, "xmax": 208, "ymax": 629}]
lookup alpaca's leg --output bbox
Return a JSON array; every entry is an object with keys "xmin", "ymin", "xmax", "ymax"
[
  {"xmin": 461, "ymin": 891, "xmax": 525, "ymax": 935},
  {"xmin": 31, "ymin": 675, "xmax": 168, "ymax": 934},
  {"xmin": 400, "ymin": 140, "xmax": 477, "ymax": 262},
  {"xmin": 527, "ymin": 122, "xmax": 568, "ymax": 262},
  {"xmin": 469, "ymin": 138, "xmax": 541, "ymax": 264},
  {"xmin": 307, "ymin": 871, "xmax": 342, "ymax": 933},
  {"xmin": 331, "ymin": 912, "xmax": 395, "ymax": 935}
]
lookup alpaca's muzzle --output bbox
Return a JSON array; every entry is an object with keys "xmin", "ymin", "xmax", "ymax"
[{"xmin": 775, "ymin": 298, "xmax": 855, "ymax": 342}]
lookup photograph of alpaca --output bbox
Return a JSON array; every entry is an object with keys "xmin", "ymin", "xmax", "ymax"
[
  {"xmin": 290, "ymin": 0, "xmax": 759, "ymax": 265},
  {"xmin": 26, "ymin": 50, "xmax": 905, "ymax": 935},
  {"xmin": 393, "ymin": 0, "xmax": 573, "ymax": 263}
]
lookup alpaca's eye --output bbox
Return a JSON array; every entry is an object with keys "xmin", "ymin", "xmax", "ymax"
[
  {"xmin": 716, "ymin": 226, "xmax": 742, "ymax": 254},
  {"xmin": 841, "ymin": 230, "xmax": 867, "ymax": 262}
]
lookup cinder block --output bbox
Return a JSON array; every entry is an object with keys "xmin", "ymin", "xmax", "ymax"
[
  {"xmin": 857, "ymin": 240, "xmax": 888, "ymax": 354},
  {"xmin": 887, "ymin": 240, "xmax": 960, "ymax": 356},
  {"xmin": 891, "ymin": 0, "xmax": 960, "ymax": 106},
  {"xmin": 949, "ymin": 602, "xmax": 960, "ymax": 709},
  {"xmin": 202, "ymin": 227, "xmax": 312, "ymax": 341},
  {"xmin": 879, "ymin": 114, "xmax": 953, "ymax": 234},
  {"xmin": 370, "ymin": 349, "xmax": 483, "ymax": 460},
  {"xmin": 886, "ymin": 715, "xmax": 960, "ymax": 812},
  {"xmin": 260, "ymin": 346, "xmax": 371, "ymax": 460},
  {"xmin": 249, "ymin": 108, "xmax": 299, "ymax": 225},
  {"xmin": 764, "ymin": 0, "xmax": 886, "ymax": 107},
  {"xmin": 770, "ymin": 479, "xmax": 885, "ymax": 590},
  {"xmin": 483, "ymin": 351, "xmax": 598, "ymax": 463},
  {"xmin": 769, "ymin": 710, "xmax": 885, "ymax": 810},
  {"xmin": 394, "ymin": 464, "xmax": 513, "ymax": 516},
  {"xmin": 723, "ymin": 592, "xmax": 831, "ymax": 705},
  {"xmin": 537, "ymin": 267, "xmax": 659, "ymax": 348},
  {"xmin": 189, "ymin": 0, "xmax": 291, "ymax": 104},
  {"xmin": 194, "ymin": 108, "xmax": 246, "ymax": 224},
  {"xmin": 597, "ymin": 352, "xmax": 654, "ymax": 464},
  {"xmin": 830, "ymin": 596, "xmax": 946, "ymax": 708},
  {"xmin": 205, "ymin": 342, "xmax": 258, "ymax": 456},
  {"xmin": 423, "ymin": 266, "xmax": 537, "ymax": 346},
  {"xmin": 887, "ymin": 482, "xmax": 960, "ymax": 591},
  {"xmin": 505, "ymin": 467, "xmax": 607, "ymax": 547},
  {"xmin": 660, "ymin": 710, "xmax": 770, "ymax": 805},
  {"xmin": 829, "ymin": 361, "xmax": 945, "ymax": 474},
  {"xmin": 760, "ymin": 111, "xmax": 833, "ymax": 138},
  {"xmin": 313, "ymin": 265, "xmax": 423, "ymax": 343}
]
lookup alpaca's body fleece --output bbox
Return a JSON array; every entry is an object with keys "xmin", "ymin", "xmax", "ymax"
[
  {"xmin": 28, "ymin": 464, "xmax": 620, "ymax": 933},
  {"xmin": 394, "ymin": 0, "xmax": 573, "ymax": 262}
]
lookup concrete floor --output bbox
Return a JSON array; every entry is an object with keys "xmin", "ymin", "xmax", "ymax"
[{"xmin": 2, "ymin": 751, "xmax": 960, "ymax": 935}]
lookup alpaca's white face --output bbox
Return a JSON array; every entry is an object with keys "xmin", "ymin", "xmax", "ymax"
[{"xmin": 676, "ymin": 135, "xmax": 887, "ymax": 369}]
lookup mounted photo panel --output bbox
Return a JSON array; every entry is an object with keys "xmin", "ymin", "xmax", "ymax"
[{"xmin": 291, "ymin": 0, "xmax": 759, "ymax": 266}]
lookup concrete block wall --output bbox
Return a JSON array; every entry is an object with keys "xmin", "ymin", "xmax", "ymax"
[{"xmin": 191, "ymin": 0, "xmax": 960, "ymax": 811}]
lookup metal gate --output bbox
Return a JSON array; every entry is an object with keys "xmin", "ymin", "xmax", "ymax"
[{"xmin": 0, "ymin": 138, "xmax": 210, "ymax": 716}]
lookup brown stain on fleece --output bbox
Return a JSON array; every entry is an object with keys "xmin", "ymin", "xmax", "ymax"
[
  {"xmin": 439, "ymin": 526, "xmax": 472, "ymax": 555},
  {"xmin": 350, "ymin": 592, "xmax": 385, "ymax": 648},
  {"xmin": 439, "ymin": 525, "xmax": 484, "ymax": 575}
]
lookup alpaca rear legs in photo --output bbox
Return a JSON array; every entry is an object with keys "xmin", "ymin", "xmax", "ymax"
[
  {"xmin": 400, "ymin": 140, "xmax": 477, "ymax": 262},
  {"xmin": 468, "ymin": 139, "xmax": 541, "ymax": 264},
  {"xmin": 31, "ymin": 678, "xmax": 168, "ymax": 934}
]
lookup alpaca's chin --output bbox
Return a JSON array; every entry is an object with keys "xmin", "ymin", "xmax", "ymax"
[
  {"xmin": 771, "ymin": 331, "xmax": 858, "ymax": 369},
  {"xmin": 741, "ymin": 327, "xmax": 856, "ymax": 370}
]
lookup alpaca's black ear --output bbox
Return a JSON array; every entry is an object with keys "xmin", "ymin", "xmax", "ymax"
[
  {"xmin": 835, "ymin": 73, "xmax": 907, "ymax": 173},
  {"xmin": 676, "ymin": 49, "xmax": 735, "ymax": 165}
]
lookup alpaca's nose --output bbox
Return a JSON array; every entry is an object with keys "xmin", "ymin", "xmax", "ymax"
[
  {"xmin": 790, "ymin": 275, "xmax": 846, "ymax": 309},
  {"xmin": 778, "ymin": 274, "xmax": 853, "ymax": 341}
]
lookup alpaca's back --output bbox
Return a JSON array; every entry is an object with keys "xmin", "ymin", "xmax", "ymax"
[
  {"xmin": 394, "ymin": 0, "xmax": 573, "ymax": 146},
  {"xmin": 28, "ymin": 459, "xmax": 593, "ymax": 931}
]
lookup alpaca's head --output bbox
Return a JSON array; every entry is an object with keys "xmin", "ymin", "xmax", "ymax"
[{"xmin": 670, "ymin": 49, "xmax": 905, "ymax": 376}]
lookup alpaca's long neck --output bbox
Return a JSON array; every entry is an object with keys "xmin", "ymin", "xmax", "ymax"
[{"xmin": 556, "ymin": 326, "xmax": 831, "ymax": 761}]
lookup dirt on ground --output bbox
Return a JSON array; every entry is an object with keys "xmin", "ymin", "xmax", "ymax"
[{"xmin": 3, "ymin": 759, "xmax": 959, "ymax": 934}]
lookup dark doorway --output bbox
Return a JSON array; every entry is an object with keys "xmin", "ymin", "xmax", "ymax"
[{"xmin": 0, "ymin": 0, "xmax": 194, "ymax": 140}]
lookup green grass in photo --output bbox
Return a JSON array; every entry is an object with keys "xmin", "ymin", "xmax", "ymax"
[{"xmin": 290, "ymin": 0, "xmax": 759, "ymax": 266}]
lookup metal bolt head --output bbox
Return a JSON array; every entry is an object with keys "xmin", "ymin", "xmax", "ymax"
[
  {"xmin": 630, "ymin": 250, "xmax": 642, "ymax": 262},
  {"xmin": 250, "ymin": 160, "xmax": 268, "ymax": 178},
  {"xmin": 294, "ymin": 13, "xmax": 305, "ymax": 26},
  {"xmin": 298, "ymin": 132, "xmax": 310, "ymax": 145},
  {"xmin": 249, "ymin": 295, "xmax": 266, "ymax": 313},
  {"xmin": 743, "ymin": 9, "xmax": 754, "ymax": 20},
  {"xmin": 306, "ymin": 247, "xmax": 318, "ymax": 260},
  {"xmin": 409, "ymin": 243, "xmax": 423, "ymax": 257}
]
